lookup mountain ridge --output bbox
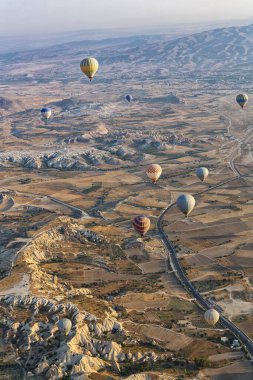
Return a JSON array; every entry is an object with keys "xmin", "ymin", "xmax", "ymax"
[{"xmin": 1, "ymin": 23, "xmax": 253, "ymax": 75}]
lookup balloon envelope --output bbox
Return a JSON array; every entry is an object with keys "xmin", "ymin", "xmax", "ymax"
[
  {"xmin": 146, "ymin": 164, "xmax": 162, "ymax": 183},
  {"xmin": 41, "ymin": 107, "xmax": 52, "ymax": 120},
  {"xmin": 132, "ymin": 215, "xmax": 150, "ymax": 237},
  {"xmin": 80, "ymin": 57, "xmax": 99, "ymax": 80},
  {"xmin": 204, "ymin": 309, "xmax": 219, "ymax": 326},
  {"xmin": 176, "ymin": 194, "xmax": 195, "ymax": 217},
  {"xmin": 236, "ymin": 93, "xmax": 248, "ymax": 109},
  {"xmin": 57, "ymin": 318, "xmax": 72, "ymax": 335},
  {"xmin": 126, "ymin": 95, "xmax": 133, "ymax": 102},
  {"xmin": 196, "ymin": 167, "xmax": 209, "ymax": 182}
]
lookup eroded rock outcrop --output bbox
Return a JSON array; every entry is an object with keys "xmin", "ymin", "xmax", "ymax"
[
  {"xmin": 19, "ymin": 217, "xmax": 104, "ymax": 293},
  {"xmin": 0, "ymin": 294, "xmax": 164, "ymax": 379},
  {"xmin": 0, "ymin": 147, "xmax": 130, "ymax": 171}
]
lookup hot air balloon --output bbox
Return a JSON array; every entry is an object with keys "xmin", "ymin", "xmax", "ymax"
[
  {"xmin": 80, "ymin": 58, "xmax": 99, "ymax": 81},
  {"xmin": 41, "ymin": 107, "xmax": 52, "ymax": 121},
  {"xmin": 196, "ymin": 167, "xmax": 209, "ymax": 182},
  {"xmin": 146, "ymin": 164, "xmax": 162, "ymax": 184},
  {"xmin": 204, "ymin": 309, "xmax": 219, "ymax": 326},
  {"xmin": 176, "ymin": 194, "xmax": 195, "ymax": 217},
  {"xmin": 236, "ymin": 93, "xmax": 248, "ymax": 109},
  {"xmin": 57, "ymin": 318, "xmax": 72, "ymax": 335},
  {"xmin": 132, "ymin": 215, "xmax": 150, "ymax": 237},
  {"xmin": 126, "ymin": 95, "xmax": 133, "ymax": 102}
]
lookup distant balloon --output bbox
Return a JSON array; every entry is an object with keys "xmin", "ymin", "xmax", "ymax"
[
  {"xmin": 80, "ymin": 57, "xmax": 99, "ymax": 81},
  {"xmin": 41, "ymin": 107, "xmax": 52, "ymax": 120},
  {"xmin": 132, "ymin": 215, "xmax": 151, "ymax": 237},
  {"xmin": 146, "ymin": 164, "xmax": 162, "ymax": 184},
  {"xmin": 196, "ymin": 167, "xmax": 209, "ymax": 182},
  {"xmin": 57, "ymin": 318, "xmax": 72, "ymax": 335},
  {"xmin": 176, "ymin": 194, "xmax": 196, "ymax": 217},
  {"xmin": 204, "ymin": 309, "xmax": 219, "ymax": 326},
  {"xmin": 236, "ymin": 93, "xmax": 248, "ymax": 109},
  {"xmin": 126, "ymin": 95, "xmax": 133, "ymax": 102}
]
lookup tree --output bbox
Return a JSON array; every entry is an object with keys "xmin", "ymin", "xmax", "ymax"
[{"xmin": 194, "ymin": 357, "xmax": 210, "ymax": 369}]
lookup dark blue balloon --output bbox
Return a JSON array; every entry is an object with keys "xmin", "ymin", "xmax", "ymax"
[
  {"xmin": 40, "ymin": 107, "xmax": 52, "ymax": 120},
  {"xmin": 41, "ymin": 107, "xmax": 51, "ymax": 113},
  {"xmin": 126, "ymin": 95, "xmax": 133, "ymax": 102}
]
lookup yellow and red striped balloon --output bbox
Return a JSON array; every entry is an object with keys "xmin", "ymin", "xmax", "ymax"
[
  {"xmin": 146, "ymin": 164, "xmax": 162, "ymax": 183},
  {"xmin": 132, "ymin": 215, "xmax": 151, "ymax": 237}
]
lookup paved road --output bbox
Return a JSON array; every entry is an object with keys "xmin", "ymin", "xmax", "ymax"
[
  {"xmin": 48, "ymin": 195, "xmax": 89, "ymax": 219},
  {"xmin": 157, "ymin": 170, "xmax": 253, "ymax": 358},
  {"xmin": 0, "ymin": 187, "xmax": 90, "ymax": 220}
]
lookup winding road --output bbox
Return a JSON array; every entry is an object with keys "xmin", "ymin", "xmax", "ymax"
[
  {"xmin": 0, "ymin": 187, "xmax": 90, "ymax": 220},
  {"xmin": 157, "ymin": 121, "xmax": 253, "ymax": 358}
]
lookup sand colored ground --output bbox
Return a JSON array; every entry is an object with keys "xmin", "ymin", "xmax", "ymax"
[
  {"xmin": 116, "ymin": 292, "xmax": 170, "ymax": 311},
  {"xmin": 124, "ymin": 321, "xmax": 193, "ymax": 351},
  {"xmin": 208, "ymin": 351, "xmax": 243, "ymax": 363},
  {"xmin": 199, "ymin": 359, "xmax": 253, "ymax": 379}
]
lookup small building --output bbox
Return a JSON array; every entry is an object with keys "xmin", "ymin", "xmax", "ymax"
[{"xmin": 231, "ymin": 339, "xmax": 241, "ymax": 349}]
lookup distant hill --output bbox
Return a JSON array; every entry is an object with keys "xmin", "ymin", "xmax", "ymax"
[
  {"xmin": 1, "ymin": 24, "xmax": 253, "ymax": 83},
  {"xmin": 0, "ymin": 35, "xmax": 167, "ymax": 63},
  {"xmin": 99, "ymin": 24, "xmax": 253, "ymax": 73}
]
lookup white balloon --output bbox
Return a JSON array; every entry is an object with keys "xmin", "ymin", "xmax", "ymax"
[
  {"xmin": 57, "ymin": 318, "xmax": 72, "ymax": 335},
  {"xmin": 204, "ymin": 309, "xmax": 219, "ymax": 326},
  {"xmin": 196, "ymin": 167, "xmax": 209, "ymax": 182},
  {"xmin": 176, "ymin": 194, "xmax": 196, "ymax": 217}
]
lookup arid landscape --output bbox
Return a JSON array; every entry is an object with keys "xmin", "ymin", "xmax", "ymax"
[{"xmin": 0, "ymin": 21, "xmax": 253, "ymax": 380}]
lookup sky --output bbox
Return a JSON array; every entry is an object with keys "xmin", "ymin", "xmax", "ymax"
[{"xmin": 1, "ymin": 0, "xmax": 253, "ymax": 36}]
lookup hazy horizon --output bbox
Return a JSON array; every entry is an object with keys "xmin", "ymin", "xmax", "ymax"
[{"xmin": 1, "ymin": 0, "xmax": 253, "ymax": 37}]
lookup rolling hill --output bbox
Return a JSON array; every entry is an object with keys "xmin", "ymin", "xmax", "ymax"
[{"xmin": 1, "ymin": 24, "xmax": 253, "ymax": 83}]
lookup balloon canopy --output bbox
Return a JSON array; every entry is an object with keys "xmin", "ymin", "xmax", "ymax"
[
  {"xmin": 204, "ymin": 309, "xmax": 220, "ymax": 326},
  {"xmin": 146, "ymin": 164, "xmax": 162, "ymax": 184},
  {"xmin": 132, "ymin": 215, "xmax": 151, "ymax": 237},
  {"xmin": 40, "ymin": 107, "xmax": 52, "ymax": 120},
  {"xmin": 126, "ymin": 95, "xmax": 133, "ymax": 102},
  {"xmin": 176, "ymin": 194, "xmax": 196, "ymax": 217},
  {"xmin": 80, "ymin": 57, "xmax": 99, "ymax": 81},
  {"xmin": 196, "ymin": 167, "xmax": 209, "ymax": 182},
  {"xmin": 57, "ymin": 318, "xmax": 72, "ymax": 335},
  {"xmin": 236, "ymin": 93, "xmax": 248, "ymax": 109}
]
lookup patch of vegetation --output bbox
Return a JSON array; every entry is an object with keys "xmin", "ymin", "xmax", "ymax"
[
  {"xmin": 84, "ymin": 221, "xmax": 98, "ymax": 228},
  {"xmin": 42, "ymin": 257, "xmax": 65, "ymax": 264},
  {"xmin": 120, "ymin": 359, "xmax": 196, "ymax": 377},
  {"xmin": 104, "ymin": 243, "xmax": 126, "ymax": 260},
  {"xmin": 18, "ymin": 178, "xmax": 31, "ymax": 184},
  {"xmin": 71, "ymin": 295, "xmax": 111, "ymax": 318},
  {"xmin": 113, "ymin": 259, "xmax": 142, "ymax": 275},
  {"xmin": 76, "ymin": 252, "xmax": 94, "ymax": 264},
  {"xmin": 160, "ymin": 153, "xmax": 186, "ymax": 160},
  {"xmin": 192, "ymin": 278, "xmax": 235, "ymax": 292},
  {"xmin": 169, "ymin": 298, "xmax": 196, "ymax": 313},
  {"xmin": 82, "ymin": 182, "xmax": 102, "ymax": 194},
  {"xmin": 194, "ymin": 357, "xmax": 210, "ymax": 369},
  {"xmin": 94, "ymin": 274, "xmax": 163, "ymax": 299},
  {"xmin": 232, "ymin": 314, "xmax": 249, "ymax": 323},
  {"xmin": 133, "ymin": 298, "xmax": 197, "ymax": 329}
]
